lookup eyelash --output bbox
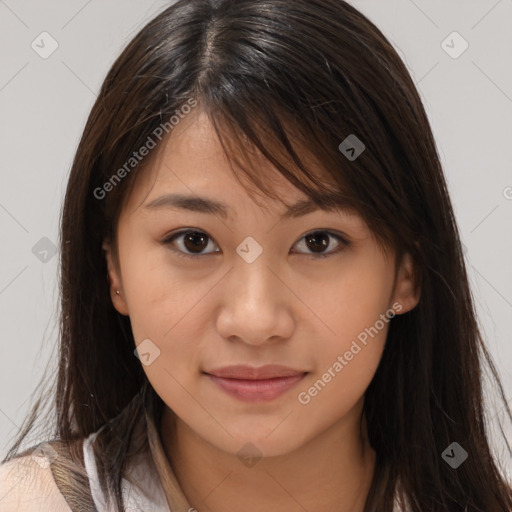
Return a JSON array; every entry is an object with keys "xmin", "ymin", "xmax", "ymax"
[{"xmin": 161, "ymin": 229, "xmax": 350, "ymax": 260}]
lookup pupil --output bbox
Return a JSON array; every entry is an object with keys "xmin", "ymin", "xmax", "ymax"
[
  {"xmin": 184, "ymin": 232, "xmax": 208, "ymax": 253},
  {"xmin": 306, "ymin": 232, "xmax": 328, "ymax": 253}
]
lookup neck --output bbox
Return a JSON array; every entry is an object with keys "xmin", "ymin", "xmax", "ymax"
[{"xmin": 160, "ymin": 399, "xmax": 376, "ymax": 512}]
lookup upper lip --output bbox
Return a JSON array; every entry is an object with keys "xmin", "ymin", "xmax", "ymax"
[{"xmin": 205, "ymin": 365, "xmax": 306, "ymax": 380}]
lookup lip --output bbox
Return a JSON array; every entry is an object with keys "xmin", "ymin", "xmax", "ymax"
[
  {"xmin": 204, "ymin": 365, "xmax": 307, "ymax": 402},
  {"xmin": 206, "ymin": 364, "xmax": 305, "ymax": 380}
]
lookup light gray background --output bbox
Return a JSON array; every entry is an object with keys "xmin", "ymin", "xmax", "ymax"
[{"xmin": 1, "ymin": 0, "xmax": 511, "ymax": 476}]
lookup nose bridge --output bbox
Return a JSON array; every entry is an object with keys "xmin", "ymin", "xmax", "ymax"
[
  {"xmin": 232, "ymin": 245, "xmax": 280, "ymax": 310},
  {"xmin": 216, "ymin": 243, "xmax": 294, "ymax": 344}
]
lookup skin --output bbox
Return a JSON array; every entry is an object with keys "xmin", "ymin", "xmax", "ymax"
[{"xmin": 103, "ymin": 107, "xmax": 420, "ymax": 512}]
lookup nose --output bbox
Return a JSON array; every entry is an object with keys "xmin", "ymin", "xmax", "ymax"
[{"xmin": 215, "ymin": 255, "xmax": 295, "ymax": 346}]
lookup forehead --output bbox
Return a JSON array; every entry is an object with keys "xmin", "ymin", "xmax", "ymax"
[
  {"xmin": 119, "ymin": 107, "xmax": 369, "ymax": 235},
  {"xmin": 126, "ymin": 108, "xmax": 335, "ymax": 215}
]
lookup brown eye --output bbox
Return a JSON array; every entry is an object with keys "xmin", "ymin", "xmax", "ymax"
[
  {"xmin": 292, "ymin": 230, "xmax": 349, "ymax": 258},
  {"xmin": 164, "ymin": 230, "xmax": 220, "ymax": 259},
  {"xmin": 182, "ymin": 232, "xmax": 209, "ymax": 253},
  {"xmin": 304, "ymin": 232, "xmax": 330, "ymax": 253}
]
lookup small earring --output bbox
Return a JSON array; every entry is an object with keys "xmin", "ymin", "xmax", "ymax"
[{"xmin": 116, "ymin": 290, "xmax": 120, "ymax": 295}]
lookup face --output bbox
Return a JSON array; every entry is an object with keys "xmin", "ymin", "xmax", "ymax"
[{"xmin": 103, "ymin": 108, "xmax": 420, "ymax": 458}]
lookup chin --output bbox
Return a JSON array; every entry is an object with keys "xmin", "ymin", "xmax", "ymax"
[{"xmin": 206, "ymin": 422, "xmax": 313, "ymax": 461}]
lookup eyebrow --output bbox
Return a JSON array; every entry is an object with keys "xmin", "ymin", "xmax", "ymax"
[{"xmin": 143, "ymin": 193, "xmax": 349, "ymax": 220}]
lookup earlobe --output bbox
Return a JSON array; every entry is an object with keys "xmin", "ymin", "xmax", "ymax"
[
  {"xmin": 102, "ymin": 239, "xmax": 129, "ymax": 316},
  {"xmin": 391, "ymin": 252, "xmax": 421, "ymax": 315}
]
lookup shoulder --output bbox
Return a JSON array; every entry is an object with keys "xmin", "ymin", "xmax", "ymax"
[{"xmin": 0, "ymin": 452, "xmax": 72, "ymax": 512}]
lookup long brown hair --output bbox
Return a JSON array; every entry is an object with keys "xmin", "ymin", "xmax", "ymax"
[{"xmin": 4, "ymin": 0, "xmax": 512, "ymax": 510}]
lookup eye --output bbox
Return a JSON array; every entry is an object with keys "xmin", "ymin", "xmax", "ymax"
[
  {"xmin": 162, "ymin": 229, "xmax": 220, "ymax": 259},
  {"xmin": 162, "ymin": 229, "xmax": 350, "ymax": 260},
  {"xmin": 291, "ymin": 230, "xmax": 350, "ymax": 259}
]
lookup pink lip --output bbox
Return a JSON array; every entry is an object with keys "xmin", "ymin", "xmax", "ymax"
[{"xmin": 204, "ymin": 365, "xmax": 307, "ymax": 402}]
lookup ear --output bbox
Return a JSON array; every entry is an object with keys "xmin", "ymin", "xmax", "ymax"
[
  {"xmin": 390, "ymin": 252, "xmax": 420, "ymax": 315},
  {"xmin": 102, "ymin": 239, "xmax": 129, "ymax": 316}
]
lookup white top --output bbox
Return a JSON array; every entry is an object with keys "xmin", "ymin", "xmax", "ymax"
[{"xmin": 82, "ymin": 429, "xmax": 171, "ymax": 511}]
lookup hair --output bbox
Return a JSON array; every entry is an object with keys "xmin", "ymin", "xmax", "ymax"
[{"xmin": 3, "ymin": 0, "xmax": 512, "ymax": 510}]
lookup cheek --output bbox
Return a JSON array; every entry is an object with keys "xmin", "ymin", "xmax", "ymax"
[
  {"xmin": 297, "ymin": 256, "xmax": 393, "ymax": 401},
  {"xmin": 295, "ymin": 308, "xmax": 390, "ymax": 425},
  {"xmin": 118, "ymin": 253, "xmax": 207, "ymax": 395},
  {"xmin": 124, "ymin": 262, "xmax": 216, "ymax": 368},
  {"xmin": 120, "ymin": 244, "xmax": 205, "ymax": 335},
  {"xmin": 306, "ymin": 252, "xmax": 393, "ymax": 343},
  {"xmin": 129, "ymin": 295, "xmax": 205, "ymax": 416}
]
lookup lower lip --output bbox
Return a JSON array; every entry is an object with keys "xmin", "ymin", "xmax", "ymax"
[{"xmin": 206, "ymin": 373, "xmax": 307, "ymax": 402}]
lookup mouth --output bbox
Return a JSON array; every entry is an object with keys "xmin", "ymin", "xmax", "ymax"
[{"xmin": 204, "ymin": 365, "xmax": 308, "ymax": 403}]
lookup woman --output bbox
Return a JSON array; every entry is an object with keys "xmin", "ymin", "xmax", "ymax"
[{"xmin": 1, "ymin": 0, "xmax": 511, "ymax": 510}]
